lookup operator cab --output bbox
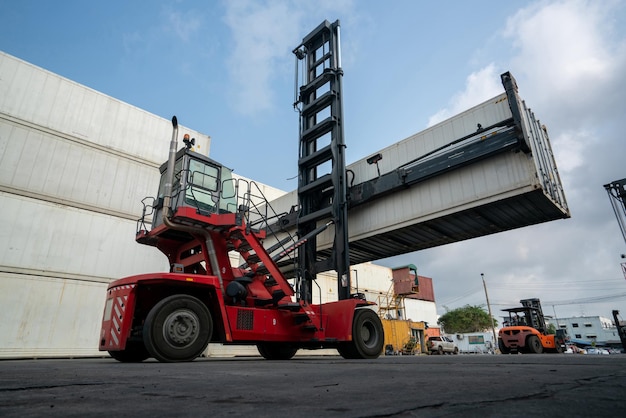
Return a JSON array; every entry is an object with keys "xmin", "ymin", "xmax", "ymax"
[
  {"xmin": 151, "ymin": 147, "xmax": 237, "ymax": 230},
  {"xmin": 501, "ymin": 306, "xmax": 546, "ymax": 332}
]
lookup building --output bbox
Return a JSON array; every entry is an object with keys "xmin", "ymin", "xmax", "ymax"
[
  {"xmin": 373, "ymin": 264, "xmax": 439, "ymax": 354},
  {"xmin": 548, "ymin": 316, "xmax": 622, "ymax": 348}
]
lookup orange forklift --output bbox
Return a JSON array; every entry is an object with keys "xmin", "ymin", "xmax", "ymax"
[{"xmin": 498, "ymin": 298, "xmax": 567, "ymax": 354}]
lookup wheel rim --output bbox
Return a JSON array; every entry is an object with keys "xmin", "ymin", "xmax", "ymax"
[
  {"xmin": 360, "ymin": 321, "xmax": 376, "ymax": 348},
  {"xmin": 162, "ymin": 308, "xmax": 199, "ymax": 347}
]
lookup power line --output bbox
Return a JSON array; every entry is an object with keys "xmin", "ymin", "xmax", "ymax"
[
  {"xmin": 438, "ymin": 287, "xmax": 483, "ymax": 307},
  {"xmin": 543, "ymin": 292, "xmax": 626, "ymax": 306},
  {"xmin": 489, "ymin": 278, "xmax": 625, "ymax": 288}
]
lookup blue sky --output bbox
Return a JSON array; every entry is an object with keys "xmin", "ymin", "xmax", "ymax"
[{"xmin": 2, "ymin": 0, "xmax": 626, "ymax": 320}]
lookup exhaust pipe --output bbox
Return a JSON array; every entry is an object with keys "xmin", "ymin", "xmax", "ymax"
[{"xmin": 162, "ymin": 116, "xmax": 178, "ymax": 219}]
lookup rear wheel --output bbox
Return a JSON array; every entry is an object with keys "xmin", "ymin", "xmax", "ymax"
[
  {"xmin": 498, "ymin": 338, "xmax": 511, "ymax": 354},
  {"xmin": 108, "ymin": 342, "xmax": 150, "ymax": 362},
  {"xmin": 143, "ymin": 295, "xmax": 212, "ymax": 362},
  {"xmin": 257, "ymin": 343, "xmax": 298, "ymax": 360},
  {"xmin": 527, "ymin": 335, "xmax": 543, "ymax": 354},
  {"xmin": 338, "ymin": 309, "xmax": 384, "ymax": 359}
]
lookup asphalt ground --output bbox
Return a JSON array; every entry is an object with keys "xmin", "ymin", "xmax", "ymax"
[{"xmin": 1, "ymin": 353, "xmax": 625, "ymax": 417}]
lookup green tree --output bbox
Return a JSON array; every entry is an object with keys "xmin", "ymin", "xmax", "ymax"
[{"xmin": 437, "ymin": 305, "xmax": 497, "ymax": 334}]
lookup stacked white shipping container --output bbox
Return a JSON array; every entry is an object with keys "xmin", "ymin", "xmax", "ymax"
[{"xmin": 0, "ymin": 51, "xmax": 214, "ymax": 358}]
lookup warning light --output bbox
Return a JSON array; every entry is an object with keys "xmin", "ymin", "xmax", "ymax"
[{"xmin": 183, "ymin": 134, "xmax": 195, "ymax": 149}]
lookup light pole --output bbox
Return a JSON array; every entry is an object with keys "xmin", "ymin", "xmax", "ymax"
[{"xmin": 481, "ymin": 273, "xmax": 498, "ymax": 353}]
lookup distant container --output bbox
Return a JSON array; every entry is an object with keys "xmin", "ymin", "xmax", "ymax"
[
  {"xmin": 450, "ymin": 332, "xmax": 496, "ymax": 354},
  {"xmin": 391, "ymin": 265, "xmax": 435, "ymax": 302}
]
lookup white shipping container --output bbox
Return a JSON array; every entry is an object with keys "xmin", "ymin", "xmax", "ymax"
[
  {"xmin": 267, "ymin": 89, "xmax": 569, "ymax": 266},
  {"xmin": 0, "ymin": 52, "xmax": 211, "ymax": 358},
  {"xmin": 0, "ymin": 192, "xmax": 168, "ymax": 279},
  {"xmin": 0, "ymin": 273, "xmax": 107, "ymax": 358},
  {"xmin": 0, "ymin": 51, "xmax": 210, "ymax": 163}
]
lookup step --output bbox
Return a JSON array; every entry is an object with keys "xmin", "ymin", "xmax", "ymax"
[
  {"xmin": 301, "ymin": 116, "xmax": 336, "ymax": 143},
  {"xmin": 293, "ymin": 313, "xmax": 310, "ymax": 325},
  {"xmin": 298, "ymin": 144, "xmax": 333, "ymax": 171},
  {"xmin": 299, "ymin": 68, "xmax": 336, "ymax": 98},
  {"xmin": 297, "ymin": 206, "xmax": 333, "ymax": 225},
  {"xmin": 297, "ymin": 173, "xmax": 333, "ymax": 195},
  {"xmin": 277, "ymin": 303, "xmax": 302, "ymax": 312},
  {"xmin": 301, "ymin": 90, "xmax": 335, "ymax": 119}
]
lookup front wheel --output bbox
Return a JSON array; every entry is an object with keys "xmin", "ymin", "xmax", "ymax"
[
  {"xmin": 498, "ymin": 338, "xmax": 511, "ymax": 354},
  {"xmin": 338, "ymin": 309, "xmax": 384, "ymax": 359},
  {"xmin": 143, "ymin": 295, "xmax": 212, "ymax": 362},
  {"xmin": 527, "ymin": 335, "xmax": 543, "ymax": 354}
]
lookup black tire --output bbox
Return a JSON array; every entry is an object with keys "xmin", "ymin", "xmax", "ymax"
[
  {"xmin": 453, "ymin": 347, "xmax": 459, "ymax": 355},
  {"xmin": 554, "ymin": 341, "xmax": 564, "ymax": 353},
  {"xmin": 257, "ymin": 343, "xmax": 298, "ymax": 360},
  {"xmin": 498, "ymin": 338, "xmax": 511, "ymax": 354},
  {"xmin": 437, "ymin": 346, "xmax": 444, "ymax": 355},
  {"xmin": 143, "ymin": 294, "xmax": 212, "ymax": 362},
  {"xmin": 338, "ymin": 309, "xmax": 384, "ymax": 359},
  {"xmin": 108, "ymin": 342, "xmax": 150, "ymax": 362},
  {"xmin": 337, "ymin": 342, "xmax": 360, "ymax": 359},
  {"xmin": 527, "ymin": 335, "xmax": 543, "ymax": 354}
]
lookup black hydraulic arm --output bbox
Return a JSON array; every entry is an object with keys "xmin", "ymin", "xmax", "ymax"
[
  {"xmin": 604, "ymin": 178, "xmax": 626, "ymax": 247},
  {"xmin": 347, "ymin": 71, "xmax": 530, "ymax": 208},
  {"xmin": 612, "ymin": 310, "xmax": 626, "ymax": 350}
]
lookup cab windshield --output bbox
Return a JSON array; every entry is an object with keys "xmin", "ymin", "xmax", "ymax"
[
  {"xmin": 156, "ymin": 152, "xmax": 237, "ymax": 215},
  {"xmin": 185, "ymin": 157, "xmax": 237, "ymax": 214}
]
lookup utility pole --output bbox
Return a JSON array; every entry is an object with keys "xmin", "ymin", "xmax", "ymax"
[{"xmin": 481, "ymin": 273, "xmax": 498, "ymax": 353}]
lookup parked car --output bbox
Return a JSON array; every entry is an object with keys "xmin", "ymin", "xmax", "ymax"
[{"xmin": 428, "ymin": 336, "xmax": 459, "ymax": 355}]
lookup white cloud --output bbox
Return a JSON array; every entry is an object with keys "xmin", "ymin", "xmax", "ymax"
[
  {"xmin": 417, "ymin": 0, "xmax": 626, "ymax": 318},
  {"xmin": 503, "ymin": 0, "xmax": 626, "ymax": 122},
  {"xmin": 222, "ymin": 0, "xmax": 356, "ymax": 116},
  {"xmin": 223, "ymin": 1, "xmax": 302, "ymax": 116},
  {"xmin": 164, "ymin": 9, "xmax": 203, "ymax": 43},
  {"xmin": 550, "ymin": 129, "xmax": 588, "ymax": 174},
  {"xmin": 427, "ymin": 64, "xmax": 502, "ymax": 126}
]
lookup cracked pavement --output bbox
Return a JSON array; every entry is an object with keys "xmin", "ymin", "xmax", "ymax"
[{"xmin": 1, "ymin": 354, "xmax": 625, "ymax": 417}]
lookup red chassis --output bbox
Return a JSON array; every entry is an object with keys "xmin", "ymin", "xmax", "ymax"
[{"xmin": 100, "ymin": 271, "xmax": 378, "ymax": 360}]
